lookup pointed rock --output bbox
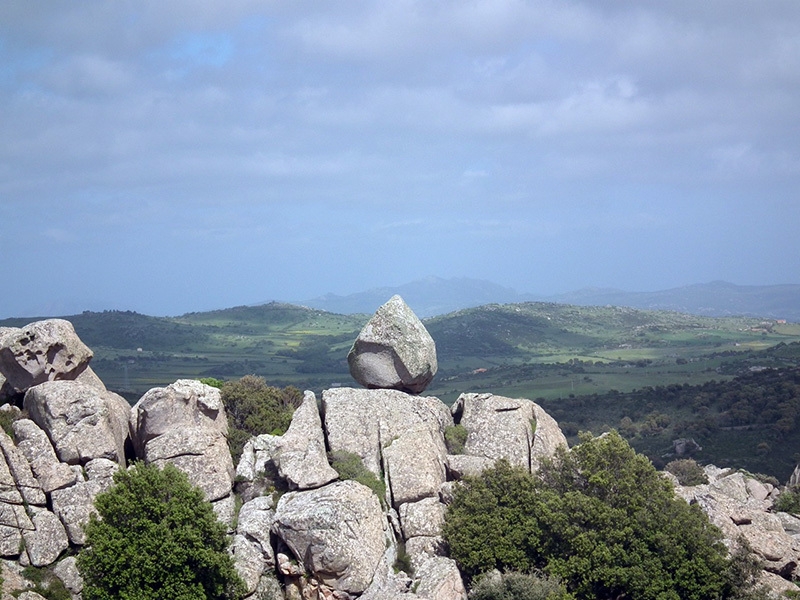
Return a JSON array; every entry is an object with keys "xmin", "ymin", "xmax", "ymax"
[
  {"xmin": 348, "ymin": 295, "xmax": 437, "ymax": 394},
  {"xmin": 274, "ymin": 391, "xmax": 337, "ymax": 490}
]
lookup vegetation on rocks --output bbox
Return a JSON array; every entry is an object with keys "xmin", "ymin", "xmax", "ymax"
[
  {"xmin": 468, "ymin": 571, "xmax": 573, "ymax": 600},
  {"xmin": 774, "ymin": 488, "xmax": 800, "ymax": 515},
  {"xmin": 20, "ymin": 565, "xmax": 71, "ymax": 600},
  {"xmin": 77, "ymin": 462, "xmax": 245, "ymax": 600},
  {"xmin": 328, "ymin": 450, "xmax": 387, "ymax": 502},
  {"xmin": 444, "ymin": 424, "xmax": 468, "ymax": 454},
  {"xmin": 443, "ymin": 432, "xmax": 765, "ymax": 600},
  {"xmin": 665, "ymin": 458, "xmax": 709, "ymax": 486},
  {"xmin": 218, "ymin": 375, "xmax": 301, "ymax": 463}
]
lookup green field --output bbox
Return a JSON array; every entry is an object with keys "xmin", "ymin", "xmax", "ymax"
[
  {"xmin": 3, "ymin": 302, "xmax": 798, "ymax": 402},
  {"xmin": 4, "ymin": 301, "xmax": 800, "ymax": 479}
]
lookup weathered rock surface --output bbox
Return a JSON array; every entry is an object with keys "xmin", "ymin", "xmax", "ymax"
[
  {"xmin": 273, "ymin": 391, "xmax": 337, "ymax": 490},
  {"xmin": 235, "ymin": 434, "xmax": 282, "ymax": 503},
  {"xmin": 674, "ymin": 466, "xmax": 800, "ymax": 588},
  {"xmin": 231, "ymin": 534, "xmax": 268, "ymax": 596},
  {"xmin": 445, "ymin": 454, "xmax": 493, "ymax": 480},
  {"xmin": 21, "ymin": 507, "xmax": 68, "ymax": 567},
  {"xmin": 51, "ymin": 556, "xmax": 83, "ymax": 596},
  {"xmin": 144, "ymin": 428, "xmax": 233, "ymax": 502},
  {"xmin": 23, "ymin": 380, "xmax": 130, "ymax": 466},
  {"xmin": 129, "ymin": 379, "xmax": 228, "ymax": 456},
  {"xmin": 348, "ymin": 295, "xmax": 438, "ymax": 394},
  {"xmin": 50, "ymin": 476, "xmax": 114, "ymax": 546},
  {"xmin": 11, "ymin": 419, "xmax": 76, "ymax": 494},
  {"xmin": 0, "ymin": 431, "xmax": 45, "ymax": 507},
  {"xmin": 272, "ymin": 480, "xmax": 386, "ymax": 595},
  {"xmin": 413, "ymin": 556, "xmax": 468, "ymax": 600},
  {"xmin": 361, "ymin": 546, "xmax": 416, "ymax": 600},
  {"xmin": 0, "ymin": 320, "xmax": 93, "ymax": 396},
  {"xmin": 452, "ymin": 393, "xmax": 567, "ymax": 472},
  {"xmin": 399, "ymin": 497, "xmax": 446, "ymax": 540},
  {"xmin": 130, "ymin": 380, "xmax": 234, "ymax": 502},
  {"xmin": 384, "ymin": 426, "xmax": 446, "ymax": 507},
  {"xmin": 323, "ymin": 387, "xmax": 452, "ymax": 478}
]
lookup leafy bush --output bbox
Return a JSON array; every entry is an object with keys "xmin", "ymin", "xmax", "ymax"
[
  {"xmin": 77, "ymin": 462, "xmax": 245, "ymax": 600},
  {"xmin": 445, "ymin": 424, "xmax": 468, "ymax": 454},
  {"xmin": 774, "ymin": 488, "xmax": 800, "ymax": 515},
  {"xmin": 328, "ymin": 450, "xmax": 386, "ymax": 503},
  {"xmin": 0, "ymin": 406, "xmax": 19, "ymax": 440},
  {"xmin": 220, "ymin": 375, "xmax": 301, "ymax": 464},
  {"xmin": 444, "ymin": 431, "xmax": 756, "ymax": 600},
  {"xmin": 665, "ymin": 459, "xmax": 709, "ymax": 486},
  {"xmin": 469, "ymin": 571, "xmax": 573, "ymax": 600},
  {"xmin": 21, "ymin": 565, "xmax": 71, "ymax": 600}
]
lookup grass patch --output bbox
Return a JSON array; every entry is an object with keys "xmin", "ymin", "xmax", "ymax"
[{"xmin": 328, "ymin": 450, "xmax": 386, "ymax": 503}]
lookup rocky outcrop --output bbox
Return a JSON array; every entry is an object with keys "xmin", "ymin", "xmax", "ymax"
[
  {"xmin": 0, "ymin": 312, "xmax": 578, "ymax": 600},
  {"xmin": 22, "ymin": 508, "xmax": 69, "ymax": 567},
  {"xmin": 384, "ymin": 426, "xmax": 446, "ymax": 508},
  {"xmin": 0, "ymin": 320, "xmax": 93, "ymax": 396},
  {"xmin": 451, "ymin": 393, "xmax": 567, "ymax": 473},
  {"xmin": 323, "ymin": 387, "xmax": 452, "ymax": 478},
  {"xmin": 673, "ymin": 466, "xmax": 800, "ymax": 592},
  {"xmin": 272, "ymin": 391, "xmax": 337, "ymax": 491},
  {"xmin": 272, "ymin": 480, "xmax": 387, "ymax": 596},
  {"xmin": 129, "ymin": 379, "xmax": 234, "ymax": 502},
  {"xmin": 50, "ymin": 459, "xmax": 118, "ymax": 545},
  {"xmin": 348, "ymin": 295, "xmax": 438, "ymax": 394},
  {"xmin": 12, "ymin": 419, "xmax": 76, "ymax": 494},
  {"xmin": 413, "ymin": 556, "xmax": 468, "ymax": 600},
  {"xmin": 23, "ymin": 380, "xmax": 130, "ymax": 466}
]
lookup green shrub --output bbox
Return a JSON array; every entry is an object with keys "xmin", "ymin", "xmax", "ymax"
[
  {"xmin": 774, "ymin": 488, "xmax": 800, "ymax": 515},
  {"xmin": 394, "ymin": 542, "xmax": 413, "ymax": 575},
  {"xmin": 328, "ymin": 450, "xmax": 386, "ymax": 503},
  {"xmin": 199, "ymin": 377, "xmax": 225, "ymax": 389},
  {"xmin": 445, "ymin": 424, "xmax": 468, "ymax": 455},
  {"xmin": 77, "ymin": 462, "xmax": 245, "ymax": 600},
  {"xmin": 469, "ymin": 571, "xmax": 573, "ymax": 600},
  {"xmin": 0, "ymin": 406, "xmax": 18, "ymax": 440},
  {"xmin": 665, "ymin": 459, "xmax": 709, "ymax": 486},
  {"xmin": 220, "ymin": 375, "xmax": 301, "ymax": 464},
  {"xmin": 444, "ymin": 431, "xmax": 756, "ymax": 600},
  {"xmin": 21, "ymin": 565, "xmax": 71, "ymax": 600}
]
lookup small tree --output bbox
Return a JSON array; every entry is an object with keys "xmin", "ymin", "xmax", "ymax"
[
  {"xmin": 444, "ymin": 432, "xmax": 753, "ymax": 600},
  {"xmin": 220, "ymin": 375, "xmax": 301, "ymax": 463},
  {"xmin": 77, "ymin": 462, "xmax": 245, "ymax": 600}
]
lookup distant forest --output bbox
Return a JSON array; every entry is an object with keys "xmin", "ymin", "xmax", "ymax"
[{"xmin": 541, "ymin": 363, "xmax": 800, "ymax": 480}]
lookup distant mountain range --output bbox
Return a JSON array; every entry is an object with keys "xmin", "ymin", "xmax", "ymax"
[
  {"xmin": 296, "ymin": 276, "xmax": 533, "ymax": 318},
  {"xmin": 298, "ymin": 278, "xmax": 800, "ymax": 322}
]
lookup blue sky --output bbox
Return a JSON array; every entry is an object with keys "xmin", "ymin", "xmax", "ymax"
[{"xmin": 1, "ymin": 1, "xmax": 799, "ymax": 318}]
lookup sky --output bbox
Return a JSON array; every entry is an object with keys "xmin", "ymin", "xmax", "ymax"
[{"xmin": 1, "ymin": 1, "xmax": 799, "ymax": 318}]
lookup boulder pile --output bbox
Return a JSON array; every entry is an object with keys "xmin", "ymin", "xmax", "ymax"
[{"xmin": 1, "ymin": 300, "xmax": 797, "ymax": 599}]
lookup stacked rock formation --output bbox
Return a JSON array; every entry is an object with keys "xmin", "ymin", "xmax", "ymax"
[
  {"xmin": 348, "ymin": 295, "xmax": 438, "ymax": 394},
  {"xmin": 16, "ymin": 302, "xmax": 800, "ymax": 597},
  {"xmin": 0, "ymin": 307, "xmax": 570, "ymax": 600}
]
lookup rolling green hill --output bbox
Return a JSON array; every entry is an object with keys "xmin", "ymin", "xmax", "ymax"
[
  {"xmin": 3, "ymin": 301, "xmax": 800, "ymax": 478},
  {"xmin": 3, "ymin": 301, "xmax": 798, "ymax": 400}
]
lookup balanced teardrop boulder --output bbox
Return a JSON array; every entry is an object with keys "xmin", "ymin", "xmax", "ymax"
[{"xmin": 348, "ymin": 295, "xmax": 437, "ymax": 394}]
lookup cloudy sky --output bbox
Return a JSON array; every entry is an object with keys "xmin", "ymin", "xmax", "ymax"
[{"xmin": 1, "ymin": 1, "xmax": 798, "ymax": 318}]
